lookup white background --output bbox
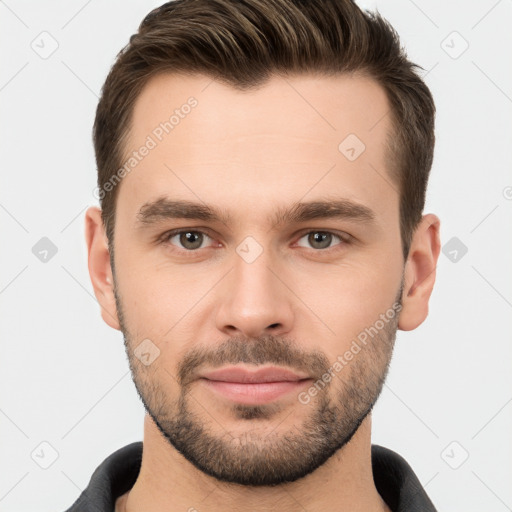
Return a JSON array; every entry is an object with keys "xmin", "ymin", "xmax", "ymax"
[{"xmin": 1, "ymin": 1, "xmax": 511, "ymax": 511}]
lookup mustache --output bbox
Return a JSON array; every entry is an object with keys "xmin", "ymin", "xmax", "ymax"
[{"xmin": 177, "ymin": 334, "xmax": 330, "ymax": 387}]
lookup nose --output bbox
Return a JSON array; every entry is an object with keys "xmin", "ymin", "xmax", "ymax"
[{"xmin": 215, "ymin": 243, "xmax": 295, "ymax": 339}]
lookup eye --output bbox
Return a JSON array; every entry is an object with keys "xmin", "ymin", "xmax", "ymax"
[
  {"xmin": 164, "ymin": 229, "xmax": 215, "ymax": 251},
  {"xmin": 158, "ymin": 228, "xmax": 351, "ymax": 255},
  {"xmin": 295, "ymin": 231, "xmax": 349, "ymax": 250}
]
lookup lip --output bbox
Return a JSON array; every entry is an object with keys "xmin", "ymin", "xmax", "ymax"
[
  {"xmin": 198, "ymin": 366, "xmax": 312, "ymax": 405},
  {"xmin": 200, "ymin": 366, "xmax": 310, "ymax": 383}
]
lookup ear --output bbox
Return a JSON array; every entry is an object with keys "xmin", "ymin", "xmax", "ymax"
[
  {"xmin": 85, "ymin": 206, "xmax": 121, "ymax": 330},
  {"xmin": 398, "ymin": 213, "xmax": 441, "ymax": 331}
]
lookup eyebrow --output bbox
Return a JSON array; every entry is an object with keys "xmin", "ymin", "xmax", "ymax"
[{"xmin": 135, "ymin": 197, "xmax": 376, "ymax": 229}]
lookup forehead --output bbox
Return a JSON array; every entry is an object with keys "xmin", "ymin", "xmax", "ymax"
[
  {"xmin": 117, "ymin": 71, "xmax": 396, "ymax": 228},
  {"xmin": 128, "ymin": 70, "xmax": 391, "ymax": 149}
]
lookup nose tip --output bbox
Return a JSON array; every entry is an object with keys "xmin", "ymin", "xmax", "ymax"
[{"xmin": 215, "ymin": 258, "xmax": 294, "ymax": 339}]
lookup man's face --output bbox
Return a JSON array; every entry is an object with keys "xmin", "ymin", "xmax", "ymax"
[{"xmin": 111, "ymin": 72, "xmax": 404, "ymax": 485}]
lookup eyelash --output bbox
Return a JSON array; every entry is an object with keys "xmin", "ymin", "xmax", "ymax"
[{"xmin": 157, "ymin": 228, "xmax": 353, "ymax": 255}]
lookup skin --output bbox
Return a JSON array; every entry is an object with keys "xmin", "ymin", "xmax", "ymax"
[{"xmin": 85, "ymin": 72, "xmax": 440, "ymax": 512}]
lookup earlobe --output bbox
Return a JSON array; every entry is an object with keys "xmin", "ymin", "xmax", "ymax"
[
  {"xmin": 85, "ymin": 206, "xmax": 121, "ymax": 331},
  {"xmin": 398, "ymin": 213, "xmax": 441, "ymax": 331}
]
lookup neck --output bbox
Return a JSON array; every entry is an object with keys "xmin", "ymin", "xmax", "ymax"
[{"xmin": 117, "ymin": 413, "xmax": 391, "ymax": 512}]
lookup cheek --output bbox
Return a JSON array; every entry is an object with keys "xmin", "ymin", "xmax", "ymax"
[
  {"xmin": 117, "ymin": 270, "xmax": 197, "ymax": 335},
  {"xmin": 114, "ymin": 250, "xmax": 226, "ymax": 345},
  {"xmin": 291, "ymin": 255, "xmax": 402, "ymax": 355}
]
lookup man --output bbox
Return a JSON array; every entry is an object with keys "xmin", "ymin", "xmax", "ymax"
[{"xmin": 66, "ymin": 0, "xmax": 441, "ymax": 510}]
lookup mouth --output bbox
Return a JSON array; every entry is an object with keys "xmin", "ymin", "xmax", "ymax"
[{"xmin": 198, "ymin": 365, "xmax": 313, "ymax": 405}]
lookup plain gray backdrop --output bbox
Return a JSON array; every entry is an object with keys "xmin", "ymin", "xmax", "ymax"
[{"xmin": 1, "ymin": 1, "xmax": 511, "ymax": 510}]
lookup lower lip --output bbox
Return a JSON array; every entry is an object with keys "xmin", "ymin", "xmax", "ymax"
[{"xmin": 200, "ymin": 378, "xmax": 312, "ymax": 405}]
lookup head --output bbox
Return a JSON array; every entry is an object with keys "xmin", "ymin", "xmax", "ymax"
[{"xmin": 86, "ymin": 0, "xmax": 440, "ymax": 486}]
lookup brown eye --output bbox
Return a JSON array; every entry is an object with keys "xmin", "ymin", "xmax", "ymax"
[
  {"xmin": 167, "ymin": 230, "xmax": 211, "ymax": 250},
  {"xmin": 296, "ymin": 231, "xmax": 345, "ymax": 250}
]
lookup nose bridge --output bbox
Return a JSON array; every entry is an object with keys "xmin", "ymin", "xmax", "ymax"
[{"xmin": 215, "ymin": 237, "xmax": 294, "ymax": 337}]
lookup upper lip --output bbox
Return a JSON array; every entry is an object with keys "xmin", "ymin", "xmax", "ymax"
[{"xmin": 200, "ymin": 366, "xmax": 311, "ymax": 383}]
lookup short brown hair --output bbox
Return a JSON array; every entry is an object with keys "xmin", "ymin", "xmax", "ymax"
[{"xmin": 93, "ymin": 0, "xmax": 435, "ymax": 261}]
